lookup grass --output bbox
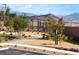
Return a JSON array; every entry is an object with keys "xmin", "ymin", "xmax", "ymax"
[
  {"xmin": 22, "ymin": 31, "xmax": 45, "ymax": 36},
  {"xmin": 0, "ymin": 34, "xmax": 15, "ymax": 37},
  {"xmin": 0, "ymin": 33, "xmax": 16, "ymax": 42},
  {"xmin": 23, "ymin": 40, "xmax": 79, "ymax": 49},
  {"xmin": 21, "ymin": 31, "xmax": 79, "ymax": 49}
]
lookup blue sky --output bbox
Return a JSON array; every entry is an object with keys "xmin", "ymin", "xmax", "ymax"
[{"xmin": 0, "ymin": 4, "xmax": 79, "ymax": 16}]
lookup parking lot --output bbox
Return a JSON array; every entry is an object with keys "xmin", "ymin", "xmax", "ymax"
[{"xmin": 0, "ymin": 48, "xmax": 46, "ymax": 55}]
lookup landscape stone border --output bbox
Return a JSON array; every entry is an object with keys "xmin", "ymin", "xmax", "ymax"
[
  {"xmin": 42, "ymin": 46, "xmax": 79, "ymax": 52},
  {"xmin": 0, "ymin": 43, "xmax": 79, "ymax": 55}
]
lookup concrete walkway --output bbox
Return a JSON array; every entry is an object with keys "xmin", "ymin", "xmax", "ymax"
[
  {"xmin": 0, "ymin": 47, "xmax": 9, "ymax": 50},
  {"xmin": 2, "ymin": 39, "xmax": 34, "ymax": 44},
  {"xmin": 0, "ymin": 43, "xmax": 79, "ymax": 55}
]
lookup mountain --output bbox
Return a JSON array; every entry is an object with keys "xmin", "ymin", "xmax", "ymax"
[
  {"xmin": 25, "ymin": 13, "xmax": 36, "ymax": 16},
  {"xmin": 10, "ymin": 11, "xmax": 60, "ymax": 21},
  {"xmin": 28, "ymin": 14, "xmax": 60, "ymax": 21},
  {"xmin": 64, "ymin": 13, "xmax": 79, "ymax": 22},
  {"xmin": 10, "ymin": 11, "xmax": 36, "ymax": 16}
]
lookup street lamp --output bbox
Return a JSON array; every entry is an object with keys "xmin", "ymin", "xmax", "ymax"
[
  {"xmin": 70, "ymin": 19, "xmax": 73, "ymax": 27},
  {"xmin": 3, "ymin": 4, "xmax": 7, "ymax": 20}
]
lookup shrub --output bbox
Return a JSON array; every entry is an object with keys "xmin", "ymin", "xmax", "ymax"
[
  {"xmin": 0, "ymin": 34, "xmax": 15, "ymax": 37},
  {"xmin": 58, "ymin": 34, "xmax": 69, "ymax": 41},
  {"xmin": 69, "ymin": 37, "xmax": 73, "ymax": 41},
  {"xmin": 28, "ymin": 35, "xmax": 31, "ymax": 37},
  {"xmin": 0, "ymin": 39, "xmax": 2, "ymax": 42},
  {"xmin": 45, "ymin": 34, "xmax": 51, "ymax": 40},
  {"xmin": 5, "ymin": 39, "xmax": 8, "ymax": 41},
  {"xmin": 50, "ymin": 33, "xmax": 54, "ymax": 37},
  {"xmin": 42, "ymin": 34, "xmax": 46, "ymax": 39},
  {"xmin": 22, "ymin": 34, "xmax": 25, "ymax": 36},
  {"xmin": 63, "ymin": 36, "xmax": 69, "ymax": 41}
]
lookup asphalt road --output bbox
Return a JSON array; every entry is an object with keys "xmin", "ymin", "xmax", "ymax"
[{"xmin": 0, "ymin": 48, "xmax": 45, "ymax": 55}]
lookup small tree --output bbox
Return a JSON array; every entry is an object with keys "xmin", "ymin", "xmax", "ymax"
[
  {"xmin": 57, "ymin": 17, "xmax": 65, "ymax": 34},
  {"xmin": 4, "ymin": 17, "xmax": 14, "ymax": 31},
  {"xmin": 13, "ymin": 16, "xmax": 29, "ymax": 35},
  {"xmin": 53, "ymin": 17, "xmax": 65, "ymax": 45},
  {"xmin": 45, "ymin": 18, "xmax": 56, "ymax": 34},
  {"xmin": 45, "ymin": 17, "xmax": 65, "ymax": 45},
  {"xmin": 3, "ymin": 7, "xmax": 12, "ymax": 31}
]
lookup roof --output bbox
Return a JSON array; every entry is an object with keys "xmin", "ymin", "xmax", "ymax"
[{"xmin": 65, "ymin": 22, "xmax": 79, "ymax": 27}]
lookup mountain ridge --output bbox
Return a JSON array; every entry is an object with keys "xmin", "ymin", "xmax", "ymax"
[{"xmin": 63, "ymin": 13, "xmax": 79, "ymax": 22}]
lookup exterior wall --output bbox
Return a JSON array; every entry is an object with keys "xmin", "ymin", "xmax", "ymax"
[
  {"xmin": 30, "ymin": 19, "xmax": 45, "ymax": 31},
  {"xmin": 64, "ymin": 26, "xmax": 79, "ymax": 37}
]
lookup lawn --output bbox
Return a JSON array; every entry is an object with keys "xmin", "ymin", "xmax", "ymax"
[
  {"xmin": 0, "ymin": 34, "xmax": 15, "ymax": 37},
  {"xmin": 22, "ymin": 31, "xmax": 45, "ymax": 36},
  {"xmin": 23, "ymin": 40, "xmax": 79, "ymax": 49}
]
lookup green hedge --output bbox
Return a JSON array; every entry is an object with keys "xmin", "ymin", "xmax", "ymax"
[{"xmin": 0, "ymin": 34, "xmax": 15, "ymax": 37}]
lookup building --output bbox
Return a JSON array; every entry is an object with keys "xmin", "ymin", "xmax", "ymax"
[
  {"xmin": 64, "ymin": 22, "xmax": 79, "ymax": 38},
  {"xmin": 28, "ymin": 14, "xmax": 59, "ymax": 31},
  {"xmin": 28, "ymin": 14, "xmax": 79, "ymax": 38}
]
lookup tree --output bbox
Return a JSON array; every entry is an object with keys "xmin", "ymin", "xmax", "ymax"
[
  {"xmin": 57, "ymin": 17, "xmax": 65, "ymax": 34},
  {"xmin": 53, "ymin": 17, "xmax": 65, "ymax": 45},
  {"xmin": 0, "ymin": 11, "xmax": 4, "ymax": 16},
  {"xmin": 0, "ymin": 6, "xmax": 11, "ymax": 31},
  {"xmin": 13, "ymin": 16, "xmax": 29, "ymax": 32},
  {"xmin": 45, "ymin": 17, "xmax": 65, "ymax": 45},
  {"xmin": 3, "ymin": 7, "xmax": 14, "ymax": 31},
  {"xmin": 45, "ymin": 18, "xmax": 56, "ymax": 34},
  {"xmin": 4, "ymin": 17, "xmax": 14, "ymax": 31},
  {"xmin": 5, "ymin": 7, "xmax": 10, "ymax": 16}
]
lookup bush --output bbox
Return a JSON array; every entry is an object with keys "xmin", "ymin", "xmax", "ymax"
[
  {"xmin": 22, "ymin": 34, "xmax": 25, "ymax": 36},
  {"xmin": 58, "ymin": 34, "xmax": 69, "ymax": 41},
  {"xmin": 64, "ymin": 36, "xmax": 68, "ymax": 41},
  {"xmin": 45, "ymin": 34, "xmax": 51, "ymax": 40},
  {"xmin": 0, "ymin": 39, "xmax": 2, "ymax": 42},
  {"xmin": 68, "ymin": 37, "xmax": 73, "ymax": 41},
  {"xmin": 0, "ymin": 34, "xmax": 15, "ymax": 37},
  {"xmin": 42, "ymin": 34, "xmax": 46, "ymax": 39},
  {"xmin": 0, "ymin": 33, "xmax": 16, "ymax": 40},
  {"xmin": 28, "ymin": 35, "xmax": 31, "ymax": 37},
  {"xmin": 61, "ymin": 35, "xmax": 65, "ymax": 40},
  {"xmin": 5, "ymin": 39, "xmax": 8, "ymax": 41},
  {"xmin": 50, "ymin": 34, "xmax": 53, "ymax": 37}
]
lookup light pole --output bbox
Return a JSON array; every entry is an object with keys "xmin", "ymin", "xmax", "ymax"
[
  {"xmin": 2, "ymin": 4, "xmax": 7, "ymax": 20},
  {"xmin": 55, "ymin": 28, "xmax": 58, "ymax": 45},
  {"xmin": 70, "ymin": 19, "xmax": 73, "ymax": 27},
  {"xmin": 37, "ymin": 18, "xmax": 40, "ymax": 33}
]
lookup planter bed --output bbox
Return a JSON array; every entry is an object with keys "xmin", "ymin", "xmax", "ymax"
[{"xmin": 42, "ymin": 45, "xmax": 79, "ymax": 52}]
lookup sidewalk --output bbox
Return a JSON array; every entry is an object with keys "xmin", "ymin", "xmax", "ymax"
[{"xmin": 0, "ymin": 43, "xmax": 79, "ymax": 55}]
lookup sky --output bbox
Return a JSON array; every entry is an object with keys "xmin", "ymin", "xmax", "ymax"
[{"xmin": 0, "ymin": 4, "xmax": 79, "ymax": 16}]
